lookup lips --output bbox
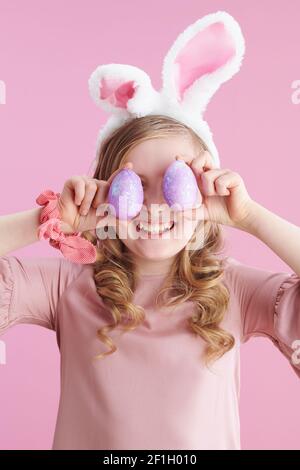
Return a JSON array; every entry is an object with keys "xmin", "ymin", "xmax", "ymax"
[
  {"xmin": 136, "ymin": 215, "xmax": 175, "ymax": 224},
  {"xmin": 137, "ymin": 219, "xmax": 175, "ymax": 226},
  {"xmin": 136, "ymin": 220, "xmax": 175, "ymax": 234}
]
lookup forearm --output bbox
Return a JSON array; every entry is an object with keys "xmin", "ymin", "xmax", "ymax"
[
  {"xmin": 0, "ymin": 208, "xmax": 43, "ymax": 256},
  {"xmin": 239, "ymin": 200, "xmax": 300, "ymax": 277},
  {"xmin": 0, "ymin": 207, "xmax": 74, "ymax": 256}
]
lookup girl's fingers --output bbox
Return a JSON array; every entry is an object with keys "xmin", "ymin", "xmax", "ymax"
[
  {"xmin": 74, "ymin": 179, "xmax": 86, "ymax": 206},
  {"xmin": 67, "ymin": 176, "xmax": 86, "ymax": 206},
  {"xmin": 122, "ymin": 161, "xmax": 133, "ymax": 170},
  {"xmin": 214, "ymin": 171, "xmax": 243, "ymax": 195},
  {"xmin": 91, "ymin": 180, "xmax": 109, "ymax": 209},
  {"xmin": 200, "ymin": 169, "xmax": 231, "ymax": 196},
  {"xmin": 79, "ymin": 179, "xmax": 99, "ymax": 215},
  {"xmin": 188, "ymin": 150, "xmax": 218, "ymax": 175},
  {"xmin": 176, "ymin": 150, "xmax": 220, "ymax": 198},
  {"xmin": 77, "ymin": 161, "xmax": 133, "ymax": 216},
  {"xmin": 175, "ymin": 151, "xmax": 233, "ymax": 206},
  {"xmin": 214, "ymin": 174, "xmax": 231, "ymax": 195}
]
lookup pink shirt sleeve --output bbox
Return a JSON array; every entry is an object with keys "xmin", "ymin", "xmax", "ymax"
[
  {"xmin": 226, "ymin": 257, "xmax": 300, "ymax": 378},
  {"xmin": 0, "ymin": 255, "xmax": 83, "ymax": 335}
]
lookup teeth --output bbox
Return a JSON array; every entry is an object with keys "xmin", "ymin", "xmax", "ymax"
[{"xmin": 138, "ymin": 221, "xmax": 174, "ymax": 234}]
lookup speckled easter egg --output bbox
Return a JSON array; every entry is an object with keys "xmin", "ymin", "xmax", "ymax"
[
  {"xmin": 108, "ymin": 168, "xmax": 143, "ymax": 220},
  {"xmin": 163, "ymin": 160, "xmax": 200, "ymax": 209}
]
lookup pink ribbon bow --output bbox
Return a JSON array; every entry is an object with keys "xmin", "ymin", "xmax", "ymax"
[{"xmin": 36, "ymin": 190, "xmax": 97, "ymax": 264}]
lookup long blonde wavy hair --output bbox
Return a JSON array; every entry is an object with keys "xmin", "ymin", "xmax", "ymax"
[{"xmin": 81, "ymin": 114, "xmax": 234, "ymax": 365}]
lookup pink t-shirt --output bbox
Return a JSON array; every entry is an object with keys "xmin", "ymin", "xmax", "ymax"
[{"xmin": 0, "ymin": 255, "xmax": 299, "ymax": 450}]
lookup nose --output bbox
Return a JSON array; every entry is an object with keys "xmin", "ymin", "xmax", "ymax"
[{"xmin": 142, "ymin": 182, "xmax": 172, "ymax": 223}]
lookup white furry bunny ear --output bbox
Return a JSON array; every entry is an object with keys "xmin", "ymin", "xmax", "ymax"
[
  {"xmin": 161, "ymin": 11, "xmax": 245, "ymax": 115},
  {"xmin": 88, "ymin": 63, "xmax": 160, "ymax": 117}
]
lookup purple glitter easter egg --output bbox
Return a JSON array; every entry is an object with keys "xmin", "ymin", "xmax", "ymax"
[
  {"xmin": 163, "ymin": 160, "xmax": 200, "ymax": 209},
  {"xmin": 108, "ymin": 168, "xmax": 143, "ymax": 220}
]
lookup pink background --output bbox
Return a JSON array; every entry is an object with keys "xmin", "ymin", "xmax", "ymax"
[{"xmin": 0, "ymin": 0, "xmax": 299, "ymax": 450}]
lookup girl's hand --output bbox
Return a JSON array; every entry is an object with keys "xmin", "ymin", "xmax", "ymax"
[
  {"xmin": 58, "ymin": 162, "xmax": 132, "ymax": 233},
  {"xmin": 178, "ymin": 151, "xmax": 256, "ymax": 229}
]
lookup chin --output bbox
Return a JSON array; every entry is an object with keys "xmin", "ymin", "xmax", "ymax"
[{"xmin": 123, "ymin": 242, "xmax": 179, "ymax": 259}]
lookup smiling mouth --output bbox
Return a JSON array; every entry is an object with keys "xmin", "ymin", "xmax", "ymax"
[{"xmin": 136, "ymin": 220, "xmax": 175, "ymax": 235}]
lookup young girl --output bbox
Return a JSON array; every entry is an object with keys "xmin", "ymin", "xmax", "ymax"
[
  {"xmin": 0, "ymin": 114, "xmax": 300, "ymax": 450},
  {"xmin": 1, "ymin": 10, "xmax": 300, "ymax": 451}
]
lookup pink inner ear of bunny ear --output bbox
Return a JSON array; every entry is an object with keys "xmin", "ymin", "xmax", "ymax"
[
  {"xmin": 99, "ymin": 78, "xmax": 136, "ymax": 108},
  {"xmin": 174, "ymin": 22, "xmax": 236, "ymax": 100}
]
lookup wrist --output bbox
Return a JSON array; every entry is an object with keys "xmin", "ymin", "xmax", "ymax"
[
  {"xmin": 35, "ymin": 189, "xmax": 97, "ymax": 264},
  {"xmin": 234, "ymin": 200, "xmax": 263, "ymax": 235}
]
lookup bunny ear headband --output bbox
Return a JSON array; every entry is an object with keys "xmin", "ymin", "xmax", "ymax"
[{"xmin": 88, "ymin": 10, "xmax": 245, "ymax": 171}]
